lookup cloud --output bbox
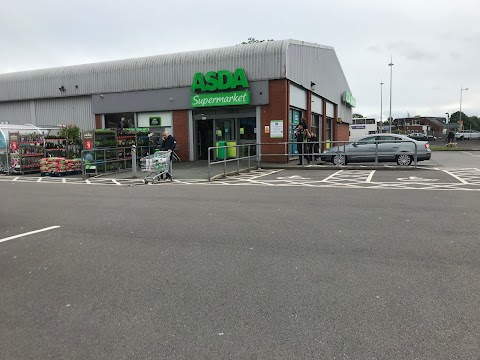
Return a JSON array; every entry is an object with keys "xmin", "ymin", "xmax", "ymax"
[
  {"xmin": 386, "ymin": 41, "xmax": 436, "ymax": 61},
  {"xmin": 366, "ymin": 45, "xmax": 382, "ymax": 53}
]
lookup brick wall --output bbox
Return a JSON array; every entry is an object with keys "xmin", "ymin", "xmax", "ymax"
[
  {"xmin": 173, "ymin": 110, "xmax": 189, "ymax": 161},
  {"xmin": 337, "ymin": 123, "xmax": 349, "ymax": 142},
  {"xmin": 260, "ymin": 79, "xmax": 289, "ymax": 163},
  {"xmin": 95, "ymin": 114, "xmax": 102, "ymax": 129}
]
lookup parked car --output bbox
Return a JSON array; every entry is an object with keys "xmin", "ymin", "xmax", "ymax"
[
  {"xmin": 407, "ymin": 133, "xmax": 436, "ymax": 142},
  {"xmin": 455, "ymin": 130, "xmax": 480, "ymax": 140},
  {"xmin": 321, "ymin": 133, "xmax": 432, "ymax": 166}
]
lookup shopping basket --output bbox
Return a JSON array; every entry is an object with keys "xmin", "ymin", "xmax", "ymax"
[{"xmin": 140, "ymin": 151, "xmax": 172, "ymax": 184}]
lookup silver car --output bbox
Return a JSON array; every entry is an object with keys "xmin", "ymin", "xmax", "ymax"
[{"xmin": 321, "ymin": 133, "xmax": 432, "ymax": 166}]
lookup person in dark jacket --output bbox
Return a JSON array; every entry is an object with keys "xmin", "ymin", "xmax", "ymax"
[
  {"xmin": 161, "ymin": 131, "xmax": 176, "ymax": 151},
  {"xmin": 160, "ymin": 131, "xmax": 176, "ymax": 180},
  {"xmin": 294, "ymin": 120, "xmax": 311, "ymax": 165}
]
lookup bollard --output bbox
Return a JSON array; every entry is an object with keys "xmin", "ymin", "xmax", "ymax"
[{"xmin": 131, "ymin": 145, "xmax": 137, "ymax": 178}]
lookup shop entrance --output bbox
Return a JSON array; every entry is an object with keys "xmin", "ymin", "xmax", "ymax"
[
  {"xmin": 194, "ymin": 107, "xmax": 257, "ymax": 160},
  {"xmin": 196, "ymin": 119, "xmax": 213, "ymax": 161}
]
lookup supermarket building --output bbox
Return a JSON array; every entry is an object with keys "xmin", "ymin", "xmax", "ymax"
[{"xmin": 0, "ymin": 40, "xmax": 355, "ymax": 161}]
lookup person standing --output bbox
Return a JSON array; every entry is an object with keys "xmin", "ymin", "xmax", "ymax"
[
  {"xmin": 160, "ymin": 131, "xmax": 176, "ymax": 180},
  {"xmin": 294, "ymin": 120, "xmax": 311, "ymax": 165}
]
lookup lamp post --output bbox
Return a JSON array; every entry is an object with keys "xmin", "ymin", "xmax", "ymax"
[
  {"xmin": 445, "ymin": 112, "xmax": 450, "ymax": 123},
  {"xmin": 460, "ymin": 86, "xmax": 468, "ymax": 131},
  {"xmin": 380, "ymin": 80, "xmax": 384, "ymax": 127},
  {"xmin": 388, "ymin": 57, "xmax": 394, "ymax": 133}
]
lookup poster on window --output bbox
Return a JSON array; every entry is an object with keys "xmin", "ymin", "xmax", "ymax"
[{"xmin": 270, "ymin": 120, "xmax": 284, "ymax": 138}]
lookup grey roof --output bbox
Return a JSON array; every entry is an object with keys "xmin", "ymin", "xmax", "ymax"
[{"xmin": 0, "ymin": 39, "xmax": 351, "ymax": 105}]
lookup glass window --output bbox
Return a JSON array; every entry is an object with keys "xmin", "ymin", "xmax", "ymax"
[
  {"xmin": 105, "ymin": 113, "xmax": 135, "ymax": 129},
  {"xmin": 366, "ymin": 119, "xmax": 376, "ymax": 124},
  {"xmin": 358, "ymin": 136, "xmax": 377, "ymax": 144},
  {"xmin": 326, "ymin": 117, "xmax": 333, "ymax": 141},
  {"xmin": 238, "ymin": 117, "xmax": 256, "ymax": 141}
]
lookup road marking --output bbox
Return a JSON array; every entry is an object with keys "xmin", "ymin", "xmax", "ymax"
[
  {"xmin": 0, "ymin": 226, "xmax": 61, "ymax": 244},
  {"xmin": 62, "ymin": 178, "xmax": 67, "ymax": 183},
  {"xmin": 442, "ymin": 170, "xmax": 470, "ymax": 184},
  {"xmin": 36, "ymin": 177, "xmax": 42, "ymax": 182},
  {"xmin": 85, "ymin": 179, "xmax": 91, "ymax": 184},
  {"xmin": 366, "ymin": 170, "xmax": 375, "ymax": 183},
  {"xmin": 321, "ymin": 170, "xmax": 343, "ymax": 182},
  {"xmin": 397, "ymin": 176, "xmax": 438, "ymax": 182},
  {"xmin": 277, "ymin": 175, "xmax": 311, "ymax": 180},
  {"xmin": 112, "ymin": 179, "xmax": 121, "ymax": 186},
  {"xmin": 12, "ymin": 177, "xmax": 19, "ymax": 181},
  {"xmin": 462, "ymin": 151, "xmax": 480, "ymax": 157}
]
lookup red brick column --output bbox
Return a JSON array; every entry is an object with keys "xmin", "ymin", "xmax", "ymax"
[
  {"xmin": 95, "ymin": 114, "xmax": 102, "ymax": 129},
  {"xmin": 173, "ymin": 110, "xmax": 189, "ymax": 161},
  {"xmin": 260, "ymin": 79, "xmax": 289, "ymax": 163},
  {"xmin": 333, "ymin": 104, "xmax": 339, "ymax": 146},
  {"xmin": 321, "ymin": 100, "xmax": 327, "ymax": 151},
  {"xmin": 337, "ymin": 123, "xmax": 350, "ymax": 142}
]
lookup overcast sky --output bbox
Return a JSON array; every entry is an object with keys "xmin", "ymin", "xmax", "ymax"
[{"xmin": 1, "ymin": 0, "xmax": 478, "ymax": 120}]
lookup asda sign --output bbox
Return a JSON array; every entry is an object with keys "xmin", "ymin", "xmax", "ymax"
[{"xmin": 190, "ymin": 68, "xmax": 250, "ymax": 108}]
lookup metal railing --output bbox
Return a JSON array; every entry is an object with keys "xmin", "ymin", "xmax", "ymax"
[
  {"xmin": 207, "ymin": 139, "xmax": 425, "ymax": 180},
  {"xmin": 207, "ymin": 143, "xmax": 259, "ymax": 181}
]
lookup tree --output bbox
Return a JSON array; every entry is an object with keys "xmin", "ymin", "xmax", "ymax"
[
  {"xmin": 449, "ymin": 111, "xmax": 469, "ymax": 123},
  {"xmin": 352, "ymin": 113, "xmax": 364, "ymax": 118},
  {"xmin": 238, "ymin": 38, "xmax": 274, "ymax": 45}
]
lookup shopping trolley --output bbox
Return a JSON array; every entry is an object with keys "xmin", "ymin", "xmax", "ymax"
[{"xmin": 141, "ymin": 151, "xmax": 172, "ymax": 184}]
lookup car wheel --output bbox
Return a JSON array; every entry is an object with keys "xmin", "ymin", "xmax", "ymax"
[
  {"xmin": 396, "ymin": 154, "xmax": 413, "ymax": 166},
  {"xmin": 333, "ymin": 154, "xmax": 347, "ymax": 166}
]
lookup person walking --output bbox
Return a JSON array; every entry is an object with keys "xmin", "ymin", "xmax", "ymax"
[{"xmin": 447, "ymin": 130, "xmax": 455, "ymax": 144}]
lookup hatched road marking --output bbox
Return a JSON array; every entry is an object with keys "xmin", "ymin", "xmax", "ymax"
[{"xmin": 1, "ymin": 168, "xmax": 480, "ymax": 191}]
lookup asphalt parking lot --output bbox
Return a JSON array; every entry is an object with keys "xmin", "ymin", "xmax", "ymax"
[{"xmin": 1, "ymin": 151, "xmax": 480, "ymax": 359}]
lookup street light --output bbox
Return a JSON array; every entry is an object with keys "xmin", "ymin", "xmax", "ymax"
[
  {"xmin": 460, "ymin": 86, "xmax": 469, "ymax": 131},
  {"xmin": 380, "ymin": 80, "xmax": 384, "ymax": 126},
  {"xmin": 388, "ymin": 57, "xmax": 394, "ymax": 133}
]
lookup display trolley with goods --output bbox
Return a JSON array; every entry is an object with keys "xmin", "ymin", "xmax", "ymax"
[
  {"xmin": 9, "ymin": 132, "xmax": 45, "ymax": 174},
  {"xmin": 40, "ymin": 157, "xmax": 82, "ymax": 177},
  {"xmin": 0, "ymin": 124, "xmax": 69, "ymax": 175},
  {"xmin": 94, "ymin": 129, "xmax": 119, "ymax": 173},
  {"xmin": 44, "ymin": 134, "xmax": 68, "ymax": 158}
]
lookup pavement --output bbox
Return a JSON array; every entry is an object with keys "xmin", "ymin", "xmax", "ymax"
[{"xmin": 1, "ymin": 152, "xmax": 480, "ymax": 359}]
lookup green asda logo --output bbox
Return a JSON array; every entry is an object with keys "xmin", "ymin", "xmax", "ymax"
[{"xmin": 191, "ymin": 68, "xmax": 249, "ymax": 92}]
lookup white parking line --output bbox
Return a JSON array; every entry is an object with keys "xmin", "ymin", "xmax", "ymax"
[
  {"xmin": 442, "ymin": 170, "xmax": 469, "ymax": 184},
  {"xmin": 321, "ymin": 170, "xmax": 343, "ymax": 182},
  {"xmin": 0, "ymin": 226, "xmax": 61, "ymax": 244},
  {"xmin": 462, "ymin": 151, "xmax": 480, "ymax": 157},
  {"xmin": 366, "ymin": 170, "xmax": 376, "ymax": 183}
]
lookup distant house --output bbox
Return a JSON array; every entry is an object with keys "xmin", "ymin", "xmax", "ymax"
[{"xmin": 393, "ymin": 117, "xmax": 453, "ymax": 136}]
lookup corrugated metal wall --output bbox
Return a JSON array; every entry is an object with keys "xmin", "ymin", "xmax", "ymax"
[
  {"xmin": 34, "ymin": 96, "xmax": 94, "ymax": 129},
  {"xmin": 0, "ymin": 97, "xmax": 93, "ymax": 129},
  {"xmin": 0, "ymin": 101, "xmax": 31, "ymax": 124},
  {"xmin": 0, "ymin": 41, "xmax": 288, "ymax": 102},
  {"xmin": 286, "ymin": 42, "xmax": 353, "ymax": 123}
]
